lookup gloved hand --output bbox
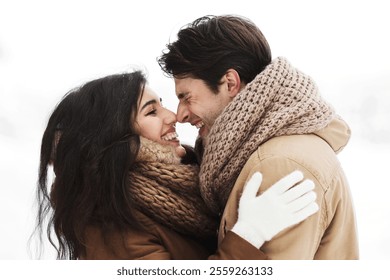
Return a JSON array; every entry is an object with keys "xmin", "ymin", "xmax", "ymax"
[{"xmin": 231, "ymin": 171, "xmax": 319, "ymax": 248}]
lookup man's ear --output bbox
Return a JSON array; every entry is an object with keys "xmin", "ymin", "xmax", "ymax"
[{"xmin": 223, "ymin": 69, "xmax": 241, "ymax": 98}]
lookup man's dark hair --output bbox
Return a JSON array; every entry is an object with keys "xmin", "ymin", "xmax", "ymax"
[{"xmin": 158, "ymin": 15, "xmax": 272, "ymax": 93}]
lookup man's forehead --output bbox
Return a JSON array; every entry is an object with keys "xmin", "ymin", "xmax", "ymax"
[{"xmin": 174, "ymin": 78, "xmax": 191, "ymax": 98}]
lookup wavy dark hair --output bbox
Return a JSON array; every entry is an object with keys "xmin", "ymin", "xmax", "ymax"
[
  {"xmin": 35, "ymin": 71, "xmax": 146, "ymax": 259},
  {"xmin": 158, "ymin": 14, "xmax": 272, "ymax": 93}
]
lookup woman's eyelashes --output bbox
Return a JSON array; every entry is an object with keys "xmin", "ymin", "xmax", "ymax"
[
  {"xmin": 145, "ymin": 108, "xmax": 157, "ymax": 116},
  {"xmin": 144, "ymin": 98, "xmax": 163, "ymax": 116}
]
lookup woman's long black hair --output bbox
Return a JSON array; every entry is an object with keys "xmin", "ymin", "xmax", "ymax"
[{"xmin": 35, "ymin": 71, "xmax": 146, "ymax": 259}]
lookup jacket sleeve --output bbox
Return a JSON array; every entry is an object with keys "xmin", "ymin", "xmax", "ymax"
[
  {"xmin": 208, "ymin": 231, "xmax": 268, "ymax": 260},
  {"xmin": 129, "ymin": 229, "xmax": 268, "ymax": 260},
  {"xmin": 131, "ymin": 210, "xmax": 269, "ymax": 260}
]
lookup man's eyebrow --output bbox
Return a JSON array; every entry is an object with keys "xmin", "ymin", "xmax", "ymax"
[{"xmin": 140, "ymin": 99, "xmax": 157, "ymax": 111}]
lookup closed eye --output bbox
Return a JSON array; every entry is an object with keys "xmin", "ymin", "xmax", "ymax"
[
  {"xmin": 145, "ymin": 109, "xmax": 157, "ymax": 116},
  {"xmin": 180, "ymin": 93, "xmax": 191, "ymax": 104}
]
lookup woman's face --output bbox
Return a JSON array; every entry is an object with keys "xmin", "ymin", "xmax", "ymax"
[{"xmin": 135, "ymin": 86, "xmax": 181, "ymax": 148}]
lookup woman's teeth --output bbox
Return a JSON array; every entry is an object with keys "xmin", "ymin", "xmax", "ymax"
[{"xmin": 162, "ymin": 132, "xmax": 178, "ymax": 141}]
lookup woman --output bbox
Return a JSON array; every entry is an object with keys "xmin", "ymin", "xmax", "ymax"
[{"xmin": 35, "ymin": 71, "xmax": 318, "ymax": 259}]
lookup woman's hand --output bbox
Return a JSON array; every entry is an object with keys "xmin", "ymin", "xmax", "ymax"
[{"xmin": 232, "ymin": 171, "xmax": 319, "ymax": 248}]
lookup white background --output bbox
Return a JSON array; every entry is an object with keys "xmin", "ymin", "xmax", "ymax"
[{"xmin": 0, "ymin": 0, "xmax": 389, "ymax": 259}]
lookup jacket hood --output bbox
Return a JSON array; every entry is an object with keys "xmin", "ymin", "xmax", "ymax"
[{"xmin": 313, "ymin": 116, "xmax": 351, "ymax": 154}]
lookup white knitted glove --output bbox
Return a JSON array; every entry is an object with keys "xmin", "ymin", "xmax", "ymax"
[{"xmin": 231, "ymin": 171, "xmax": 319, "ymax": 248}]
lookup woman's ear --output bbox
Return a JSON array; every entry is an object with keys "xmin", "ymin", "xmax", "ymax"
[{"xmin": 223, "ymin": 69, "xmax": 242, "ymax": 98}]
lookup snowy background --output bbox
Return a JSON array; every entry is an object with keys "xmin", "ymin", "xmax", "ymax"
[{"xmin": 0, "ymin": 0, "xmax": 389, "ymax": 259}]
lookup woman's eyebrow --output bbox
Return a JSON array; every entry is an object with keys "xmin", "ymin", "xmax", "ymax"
[{"xmin": 140, "ymin": 99, "xmax": 157, "ymax": 112}]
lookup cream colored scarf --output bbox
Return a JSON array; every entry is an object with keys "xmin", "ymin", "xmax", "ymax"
[
  {"xmin": 128, "ymin": 137, "xmax": 218, "ymax": 239},
  {"xmin": 199, "ymin": 57, "xmax": 335, "ymax": 215}
]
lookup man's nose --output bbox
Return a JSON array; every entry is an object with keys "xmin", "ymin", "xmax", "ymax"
[
  {"xmin": 163, "ymin": 108, "xmax": 178, "ymax": 125},
  {"xmin": 176, "ymin": 103, "xmax": 190, "ymax": 123}
]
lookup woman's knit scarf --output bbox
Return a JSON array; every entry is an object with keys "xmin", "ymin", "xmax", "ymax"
[
  {"xmin": 128, "ymin": 137, "xmax": 218, "ymax": 239},
  {"xmin": 199, "ymin": 57, "xmax": 336, "ymax": 215}
]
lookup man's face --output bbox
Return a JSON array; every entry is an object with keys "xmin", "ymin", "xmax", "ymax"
[{"xmin": 174, "ymin": 77, "xmax": 232, "ymax": 139}]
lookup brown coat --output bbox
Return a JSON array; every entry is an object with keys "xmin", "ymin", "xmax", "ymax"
[
  {"xmin": 219, "ymin": 117, "xmax": 359, "ymax": 259},
  {"xmin": 81, "ymin": 209, "xmax": 267, "ymax": 260}
]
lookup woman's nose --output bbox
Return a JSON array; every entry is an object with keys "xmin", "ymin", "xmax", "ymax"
[{"xmin": 163, "ymin": 107, "xmax": 178, "ymax": 124}]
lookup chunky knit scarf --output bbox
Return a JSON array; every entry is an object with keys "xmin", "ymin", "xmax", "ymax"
[
  {"xmin": 128, "ymin": 137, "xmax": 218, "ymax": 239},
  {"xmin": 199, "ymin": 57, "xmax": 335, "ymax": 215}
]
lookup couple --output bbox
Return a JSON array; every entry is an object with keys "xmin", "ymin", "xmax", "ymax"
[{"xmin": 35, "ymin": 15, "xmax": 358, "ymax": 259}]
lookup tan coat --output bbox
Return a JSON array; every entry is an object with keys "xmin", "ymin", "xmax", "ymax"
[
  {"xmin": 82, "ymin": 209, "xmax": 267, "ymax": 260},
  {"xmin": 219, "ymin": 118, "xmax": 359, "ymax": 259}
]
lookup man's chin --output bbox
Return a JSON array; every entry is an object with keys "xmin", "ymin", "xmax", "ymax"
[
  {"xmin": 197, "ymin": 134, "xmax": 209, "ymax": 146},
  {"xmin": 198, "ymin": 126, "xmax": 209, "ymax": 139}
]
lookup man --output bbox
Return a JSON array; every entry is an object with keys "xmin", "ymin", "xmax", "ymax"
[{"xmin": 158, "ymin": 15, "xmax": 358, "ymax": 259}]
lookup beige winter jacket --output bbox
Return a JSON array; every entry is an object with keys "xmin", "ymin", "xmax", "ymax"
[
  {"xmin": 218, "ymin": 117, "xmax": 359, "ymax": 259},
  {"xmin": 82, "ymin": 209, "xmax": 267, "ymax": 260}
]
